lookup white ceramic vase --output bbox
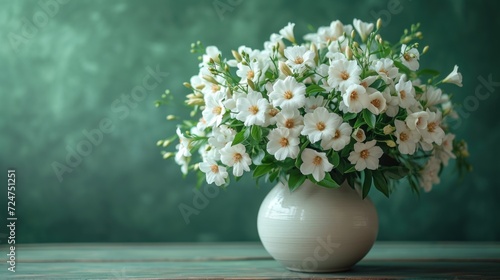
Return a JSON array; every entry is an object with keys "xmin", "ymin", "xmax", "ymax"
[{"xmin": 257, "ymin": 179, "xmax": 378, "ymax": 272}]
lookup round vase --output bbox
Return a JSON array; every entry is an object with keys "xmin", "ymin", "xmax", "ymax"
[{"xmin": 257, "ymin": 179, "xmax": 378, "ymax": 272}]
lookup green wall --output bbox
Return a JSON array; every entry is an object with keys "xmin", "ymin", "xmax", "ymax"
[{"xmin": 1, "ymin": 0, "xmax": 499, "ymax": 243}]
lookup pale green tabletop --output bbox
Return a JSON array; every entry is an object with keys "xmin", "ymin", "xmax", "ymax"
[{"xmin": 1, "ymin": 242, "xmax": 500, "ymax": 279}]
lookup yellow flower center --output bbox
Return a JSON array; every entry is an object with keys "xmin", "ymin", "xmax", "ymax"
[
  {"xmin": 249, "ymin": 105, "xmax": 259, "ymax": 115},
  {"xmin": 340, "ymin": 71, "xmax": 350, "ymax": 80},
  {"xmin": 371, "ymin": 98, "xmax": 381, "ymax": 109},
  {"xmin": 285, "ymin": 119, "xmax": 295, "ymax": 128},
  {"xmin": 400, "ymin": 90, "xmax": 407, "ymax": 99},
  {"xmin": 360, "ymin": 149, "xmax": 370, "ymax": 159},
  {"xmin": 294, "ymin": 56, "xmax": 304, "ymax": 64},
  {"xmin": 316, "ymin": 122, "xmax": 326, "ymax": 131},
  {"xmin": 233, "ymin": 153, "xmax": 242, "ymax": 163},
  {"xmin": 428, "ymin": 122, "xmax": 437, "ymax": 133},
  {"xmin": 210, "ymin": 165, "xmax": 219, "ymax": 173},
  {"xmin": 313, "ymin": 156, "xmax": 323, "ymax": 166},
  {"xmin": 279, "ymin": 137, "xmax": 289, "ymax": 147},
  {"xmin": 247, "ymin": 70, "xmax": 255, "ymax": 80},
  {"xmin": 350, "ymin": 91, "xmax": 358, "ymax": 101},
  {"xmin": 334, "ymin": 129, "xmax": 341, "ymax": 139},
  {"xmin": 284, "ymin": 90, "xmax": 294, "ymax": 100},
  {"xmin": 400, "ymin": 132, "xmax": 409, "ymax": 142},
  {"xmin": 212, "ymin": 106, "xmax": 222, "ymax": 115}
]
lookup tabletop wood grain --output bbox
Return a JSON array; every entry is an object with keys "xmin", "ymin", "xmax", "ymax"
[{"xmin": 1, "ymin": 242, "xmax": 499, "ymax": 279}]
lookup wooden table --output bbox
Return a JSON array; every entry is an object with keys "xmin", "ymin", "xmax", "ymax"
[{"xmin": 1, "ymin": 242, "xmax": 499, "ymax": 279}]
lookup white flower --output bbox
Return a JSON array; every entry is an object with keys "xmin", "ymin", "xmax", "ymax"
[
  {"xmin": 202, "ymin": 91, "xmax": 226, "ymax": 127},
  {"xmin": 301, "ymin": 107, "xmax": 338, "ymax": 143},
  {"xmin": 442, "ymin": 65, "xmax": 463, "ymax": 87},
  {"xmin": 304, "ymin": 20, "xmax": 345, "ymax": 48},
  {"xmin": 419, "ymin": 110, "xmax": 445, "ymax": 145},
  {"xmin": 395, "ymin": 75, "xmax": 417, "ymax": 108},
  {"xmin": 220, "ymin": 143, "xmax": 251, "ymax": 177},
  {"xmin": 267, "ymin": 127, "xmax": 300, "ymax": 160},
  {"xmin": 406, "ymin": 110, "xmax": 429, "ymax": 130},
  {"xmin": 435, "ymin": 133, "xmax": 456, "ymax": 166},
  {"xmin": 275, "ymin": 108, "xmax": 304, "ymax": 133},
  {"xmin": 321, "ymin": 122, "xmax": 352, "ymax": 151},
  {"xmin": 304, "ymin": 95, "xmax": 325, "ymax": 113},
  {"xmin": 202, "ymin": 46, "xmax": 221, "ymax": 64},
  {"xmin": 175, "ymin": 150, "xmax": 189, "ymax": 175},
  {"xmin": 422, "ymin": 86, "xmax": 448, "ymax": 108},
  {"xmin": 420, "ymin": 157, "xmax": 441, "ymax": 192},
  {"xmin": 279, "ymin": 22, "xmax": 296, "ymax": 43},
  {"xmin": 328, "ymin": 59, "xmax": 361, "ymax": 92},
  {"xmin": 401, "ymin": 44, "xmax": 420, "ymax": 71},
  {"xmin": 371, "ymin": 58, "xmax": 399, "ymax": 83},
  {"xmin": 269, "ymin": 76, "xmax": 306, "ymax": 109},
  {"xmin": 236, "ymin": 60, "xmax": 267, "ymax": 84},
  {"xmin": 199, "ymin": 159, "xmax": 228, "ymax": 186},
  {"xmin": 284, "ymin": 46, "xmax": 315, "ymax": 73},
  {"xmin": 352, "ymin": 127, "xmax": 366, "ymax": 142},
  {"xmin": 394, "ymin": 120, "xmax": 419, "ymax": 155},
  {"xmin": 348, "ymin": 140, "xmax": 384, "ymax": 171},
  {"xmin": 299, "ymin": 148, "xmax": 334, "ymax": 182},
  {"xmin": 382, "ymin": 87, "xmax": 400, "ymax": 117},
  {"xmin": 366, "ymin": 91, "xmax": 387, "ymax": 115},
  {"xmin": 176, "ymin": 127, "xmax": 192, "ymax": 157},
  {"xmin": 235, "ymin": 90, "xmax": 269, "ymax": 126},
  {"xmin": 353, "ymin": 18, "xmax": 374, "ymax": 42},
  {"xmin": 208, "ymin": 125, "xmax": 236, "ymax": 149},
  {"xmin": 343, "ymin": 84, "xmax": 368, "ymax": 113}
]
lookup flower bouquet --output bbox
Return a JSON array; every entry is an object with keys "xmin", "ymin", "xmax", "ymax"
[{"xmin": 158, "ymin": 18, "xmax": 470, "ymax": 197}]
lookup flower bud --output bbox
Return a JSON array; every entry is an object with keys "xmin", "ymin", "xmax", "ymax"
[
  {"xmin": 385, "ymin": 140, "xmax": 397, "ymax": 148},
  {"xmin": 376, "ymin": 18, "xmax": 382, "ymax": 30},
  {"xmin": 383, "ymin": 125, "xmax": 395, "ymax": 135},
  {"xmin": 231, "ymin": 50, "xmax": 242, "ymax": 62},
  {"xmin": 345, "ymin": 45, "xmax": 353, "ymax": 60},
  {"xmin": 166, "ymin": 115, "xmax": 177, "ymax": 120},
  {"xmin": 162, "ymin": 152, "xmax": 174, "ymax": 159},
  {"xmin": 279, "ymin": 61, "xmax": 293, "ymax": 76},
  {"xmin": 162, "ymin": 140, "xmax": 171, "ymax": 147},
  {"xmin": 350, "ymin": 30, "xmax": 356, "ymax": 40},
  {"xmin": 183, "ymin": 82, "xmax": 192, "ymax": 89},
  {"xmin": 156, "ymin": 140, "xmax": 164, "ymax": 146},
  {"xmin": 247, "ymin": 78, "xmax": 256, "ymax": 90},
  {"xmin": 422, "ymin": 45, "xmax": 429, "ymax": 54},
  {"xmin": 202, "ymin": 75, "xmax": 218, "ymax": 84}
]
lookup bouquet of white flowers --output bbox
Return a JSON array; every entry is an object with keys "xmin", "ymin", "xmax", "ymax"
[{"xmin": 158, "ymin": 18, "xmax": 470, "ymax": 197}]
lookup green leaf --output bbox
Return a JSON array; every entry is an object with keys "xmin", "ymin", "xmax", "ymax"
[
  {"xmin": 362, "ymin": 170, "xmax": 373, "ymax": 199},
  {"xmin": 330, "ymin": 152, "xmax": 340, "ymax": 167},
  {"xmin": 354, "ymin": 116, "xmax": 366, "ymax": 128},
  {"xmin": 381, "ymin": 166, "xmax": 409, "ymax": 180},
  {"xmin": 413, "ymin": 85, "xmax": 424, "ymax": 93},
  {"xmin": 417, "ymin": 68, "xmax": 440, "ymax": 77},
  {"xmin": 288, "ymin": 169, "xmax": 306, "ymax": 192},
  {"xmin": 306, "ymin": 84, "xmax": 326, "ymax": 95},
  {"xmin": 343, "ymin": 112, "xmax": 357, "ymax": 121},
  {"xmin": 268, "ymin": 168, "xmax": 280, "ymax": 182},
  {"xmin": 316, "ymin": 173, "xmax": 340, "ymax": 188},
  {"xmin": 232, "ymin": 129, "xmax": 247, "ymax": 145},
  {"xmin": 373, "ymin": 171, "xmax": 390, "ymax": 198},
  {"xmin": 251, "ymin": 125, "xmax": 262, "ymax": 141},
  {"xmin": 344, "ymin": 165, "xmax": 357, "ymax": 173},
  {"xmin": 253, "ymin": 164, "xmax": 273, "ymax": 178},
  {"xmin": 330, "ymin": 170, "xmax": 344, "ymax": 185},
  {"xmin": 362, "ymin": 109, "xmax": 376, "ymax": 129}
]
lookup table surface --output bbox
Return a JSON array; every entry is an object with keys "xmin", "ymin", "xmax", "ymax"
[{"xmin": 1, "ymin": 242, "xmax": 499, "ymax": 279}]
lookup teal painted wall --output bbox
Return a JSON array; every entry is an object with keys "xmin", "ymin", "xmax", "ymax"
[{"xmin": 1, "ymin": 0, "xmax": 499, "ymax": 243}]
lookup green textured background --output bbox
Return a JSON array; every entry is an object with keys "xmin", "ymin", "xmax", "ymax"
[{"xmin": 1, "ymin": 0, "xmax": 499, "ymax": 243}]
